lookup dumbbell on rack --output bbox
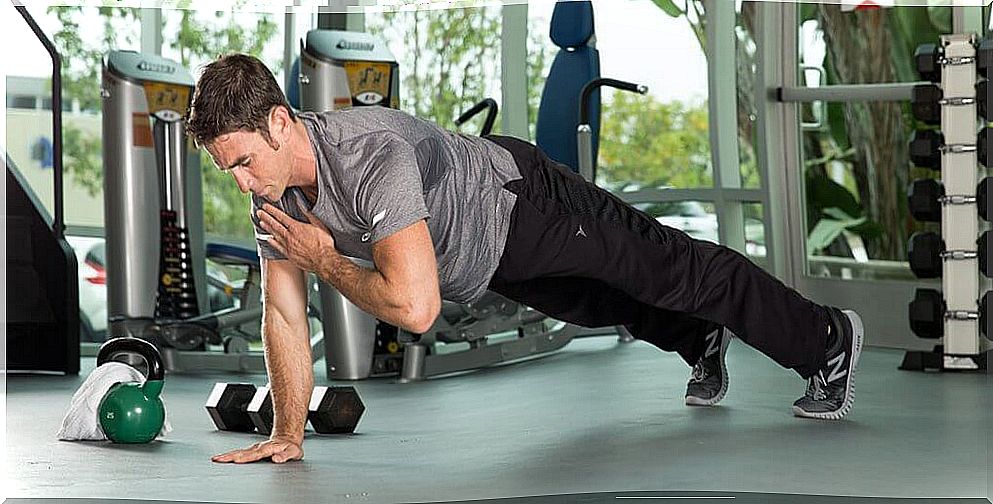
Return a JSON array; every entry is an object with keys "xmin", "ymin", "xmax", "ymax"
[
  {"xmin": 907, "ymin": 178, "xmax": 990, "ymax": 224},
  {"xmin": 980, "ymin": 177, "xmax": 990, "ymax": 222},
  {"xmin": 909, "ymin": 130, "xmax": 944, "ymax": 169},
  {"xmin": 916, "ymin": 43, "xmax": 942, "ymax": 83},
  {"xmin": 908, "ymin": 232, "xmax": 987, "ymax": 279},
  {"xmin": 913, "ymin": 82, "xmax": 992, "ymax": 124},
  {"xmin": 909, "ymin": 288, "xmax": 990, "ymax": 340},
  {"xmin": 205, "ymin": 383, "xmax": 365, "ymax": 435},
  {"xmin": 909, "ymin": 128, "xmax": 990, "ymax": 170},
  {"xmin": 911, "ymin": 84, "xmax": 942, "ymax": 125},
  {"xmin": 979, "ymin": 39, "xmax": 991, "ymax": 121},
  {"xmin": 917, "ymin": 39, "xmax": 992, "ymax": 80}
]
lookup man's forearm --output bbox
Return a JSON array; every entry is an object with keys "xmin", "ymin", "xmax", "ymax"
[
  {"xmin": 316, "ymin": 251, "xmax": 426, "ymax": 332},
  {"xmin": 262, "ymin": 310, "xmax": 313, "ymax": 444}
]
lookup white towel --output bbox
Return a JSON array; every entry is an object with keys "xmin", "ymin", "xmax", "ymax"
[{"xmin": 57, "ymin": 361, "xmax": 173, "ymax": 441}]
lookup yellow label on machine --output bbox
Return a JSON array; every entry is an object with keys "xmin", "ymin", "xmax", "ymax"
[
  {"xmin": 344, "ymin": 61, "xmax": 391, "ymax": 106},
  {"xmin": 143, "ymin": 82, "xmax": 191, "ymax": 120}
]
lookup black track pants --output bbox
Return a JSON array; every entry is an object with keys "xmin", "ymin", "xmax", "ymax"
[{"xmin": 484, "ymin": 135, "xmax": 830, "ymax": 378}]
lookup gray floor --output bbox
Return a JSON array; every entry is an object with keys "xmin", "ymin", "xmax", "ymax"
[{"xmin": 4, "ymin": 336, "xmax": 992, "ymax": 504}]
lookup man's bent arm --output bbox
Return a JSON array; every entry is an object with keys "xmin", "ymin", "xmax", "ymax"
[
  {"xmin": 260, "ymin": 258, "xmax": 313, "ymax": 444},
  {"xmin": 318, "ymin": 220, "xmax": 441, "ymax": 334}
]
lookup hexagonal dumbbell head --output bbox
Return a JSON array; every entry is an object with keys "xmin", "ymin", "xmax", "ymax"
[
  {"xmin": 915, "ymin": 43, "xmax": 941, "ymax": 82},
  {"xmin": 908, "ymin": 179, "xmax": 944, "ymax": 223},
  {"xmin": 980, "ymin": 231, "xmax": 991, "ymax": 279},
  {"xmin": 978, "ymin": 38, "xmax": 992, "ymax": 80},
  {"xmin": 909, "ymin": 288, "xmax": 944, "ymax": 339},
  {"xmin": 982, "ymin": 291, "xmax": 990, "ymax": 340},
  {"xmin": 909, "ymin": 130, "xmax": 943, "ymax": 169},
  {"xmin": 911, "ymin": 84, "xmax": 942, "ymax": 125},
  {"xmin": 978, "ymin": 80, "xmax": 989, "ymax": 122},
  {"xmin": 246, "ymin": 386, "xmax": 274, "ymax": 436},
  {"xmin": 979, "ymin": 128, "xmax": 991, "ymax": 169},
  {"xmin": 307, "ymin": 386, "xmax": 365, "ymax": 435},
  {"xmin": 980, "ymin": 177, "xmax": 990, "ymax": 222},
  {"xmin": 908, "ymin": 232, "xmax": 944, "ymax": 279},
  {"xmin": 205, "ymin": 383, "xmax": 257, "ymax": 432}
]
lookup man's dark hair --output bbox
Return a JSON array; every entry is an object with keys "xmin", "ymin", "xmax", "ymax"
[{"xmin": 186, "ymin": 53, "xmax": 296, "ymax": 147}]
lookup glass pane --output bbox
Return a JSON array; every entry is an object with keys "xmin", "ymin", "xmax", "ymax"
[
  {"xmin": 635, "ymin": 200, "xmax": 719, "ymax": 244},
  {"xmin": 800, "ymin": 100, "xmax": 918, "ymax": 281},
  {"xmin": 366, "ymin": 5, "xmax": 502, "ymax": 133},
  {"xmin": 796, "ymin": 6, "xmax": 949, "ymax": 281},
  {"xmin": 528, "ymin": 0, "xmax": 711, "ymax": 190},
  {"xmin": 800, "ymin": 5, "xmax": 952, "ymax": 86},
  {"xmin": 737, "ymin": 1, "xmax": 760, "ymax": 189},
  {"xmin": 163, "ymin": 7, "xmax": 285, "ymax": 244},
  {"xmin": 743, "ymin": 202, "xmax": 767, "ymax": 260},
  {"xmin": 10, "ymin": 6, "xmax": 144, "ymax": 229}
]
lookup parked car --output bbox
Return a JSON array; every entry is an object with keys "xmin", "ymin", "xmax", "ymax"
[
  {"xmin": 636, "ymin": 200, "xmax": 720, "ymax": 243},
  {"xmin": 66, "ymin": 235, "xmax": 108, "ymax": 342},
  {"xmin": 634, "ymin": 200, "xmax": 767, "ymax": 256}
]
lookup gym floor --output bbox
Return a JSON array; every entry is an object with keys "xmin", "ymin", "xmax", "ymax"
[{"xmin": 4, "ymin": 336, "xmax": 992, "ymax": 504}]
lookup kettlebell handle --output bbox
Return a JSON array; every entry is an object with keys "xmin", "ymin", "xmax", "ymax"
[{"xmin": 96, "ymin": 337, "xmax": 165, "ymax": 381}]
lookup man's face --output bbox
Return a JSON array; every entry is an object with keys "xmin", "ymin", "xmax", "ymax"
[{"xmin": 205, "ymin": 130, "xmax": 288, "ymax": 203}]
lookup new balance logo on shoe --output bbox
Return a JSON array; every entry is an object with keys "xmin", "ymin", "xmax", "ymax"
[
  {"xmin": 825, "ymin": 352, "xmax": 848, "ymax": 383},
  {"xmin": 576, "ymin": 225, "xmax": 587, "ymax": 238},
  {"xmin": 704, "ymin": 330, "xmax": 721, "ymax": 358}
]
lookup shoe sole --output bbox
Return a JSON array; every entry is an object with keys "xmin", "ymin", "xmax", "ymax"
[
  {"xmin": 792, "ymin": 309, "xmax": 864, "ymax": 420},
  {"xmin": 685, "ymin": 330, "xmax": 732, "ymax": 407}
]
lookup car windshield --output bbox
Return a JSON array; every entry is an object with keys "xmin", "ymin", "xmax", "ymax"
[
  {"xmin": 679, "ymin": 202, "xmax": 708, "ymax": 217},
  {"xmin": 86, "ymin": 243, "xmax": 106, "ymax": 267}
]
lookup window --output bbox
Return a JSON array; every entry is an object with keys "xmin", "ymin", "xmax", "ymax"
[
  {"xmin": 797, "ymin": 5, "xmax": 952, "ymax": 280},
  {"xmin": 365, "ymin": 4, "xmax": 502, "ymax": 134},
  {"xmin": 162, "ymin": 6, "xmax": 285, "ymax": 243},
  {"xmin": 528, "ymin": 0, "xmax": 711, "ymax": 191},
  {"xmin": 737, "ymin": 0, "xmax": 760, "ymax": 189},
  {"xmin": 8, "ymin": 96, "xmax": 36, "ymax": 109},
  {"xmin": 5, "ymin": 5, "xmax": 137, "ymax": 229}
]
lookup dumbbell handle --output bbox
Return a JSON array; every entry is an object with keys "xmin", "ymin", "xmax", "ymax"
[
  {"xmin": 939, "ymin": 195, "xmax": 977, "ymax": 205},
  {"xmin": 940, "ymin": 250, "xmax": 978, "ymax": 260},
  {"xmin": 938, "ymin": 97, "xmax": 975, "ymax": 106},
  {"xmin": 939, "ymin": 56, "xmax": 976, "ymax": 66},
  {"xmin": 940, "ymin": 144, "xmax": 977, "ymax": 154},
  {"xmin": 946, "ymin": 310, "xmax": 980, "ymax": 321}
]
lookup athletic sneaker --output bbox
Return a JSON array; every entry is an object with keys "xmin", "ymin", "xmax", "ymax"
[
  {"xmin": 792, "ymin": 307, "xmax": 865, "ymax": 420},
  {"xmin": 685, "ymin": 327, "xmax": 733, "ymax": 406}
]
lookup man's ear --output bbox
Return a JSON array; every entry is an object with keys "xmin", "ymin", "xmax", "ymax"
[{"xmin": 269, "ymin": 105, "xmax": 292, "ymax": 141}]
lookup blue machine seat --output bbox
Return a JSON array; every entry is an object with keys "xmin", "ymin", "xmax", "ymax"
[
  {"xmin": 535, "ymin": 0, "xmax": 600, "ymax": 174},
  {"xmin": 205, "ymin": 242, "xmax": 260, "ymax": 268}
]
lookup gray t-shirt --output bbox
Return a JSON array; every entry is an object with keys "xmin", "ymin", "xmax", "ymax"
[{"xmin": 251, "ymin": 107, "xmax": 522, "ymax": 304}]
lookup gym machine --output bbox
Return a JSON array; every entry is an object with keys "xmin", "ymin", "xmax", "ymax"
[
  {"xmin": 100, "ymin": 50, "xmax": 324, "ymax": 373},
  {"xmin": 902, "ymin": 35, "xmax": 992, "ymax": 371}
]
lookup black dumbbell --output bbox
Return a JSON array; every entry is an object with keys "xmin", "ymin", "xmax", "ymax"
[
  {"xmin": 915, "ymin": 43, "xmax": 942, "ymax": 82},
  {"xmin": 982, "ymin": 291, "xmax": 990, "ymax": 340},
  {"xmin": 980, "ymin": 230, "xmax": 991, "ymax": 278},
  {"xmin": 308, "ymin": 386, "xmax": 365, "ymax": 434},
  {"xmin": 979, "ymin": 127, "xmax": 990, "ymax": 168},
  {"xmin": 979, "ymin": 80, "xmax": 989, "ymax": 122},
  {"xmin": 909, "ymin": 289, "xmax": 990, "ymax": 340},
  {"xmin": 909, "ymin": 130, "xmax": 943, "ymax": 169},
  {"xmin": 908, "ymin": 232, "xmax": 944, "ymax": 278},
  {"xmin": 980, "ymin": 177, "xmax": 990, "ymax": 222},
  {"xmin": 908, "ymin": 179, "xmax": 944, "ymax": 222},
  {"xmin": 978, "ymin": 38, "xmax": 992, "ymax": 80},
  {"xmin": 911, "ymin": 84, "xmax": 942, "ymax": 125},
  {"xmin": 909, "ymin": 288, "xmax": 945, "ymax": 339},
  {"xmin": 205, "ymin": 382, "xmax": 273, "ymax": 434}
]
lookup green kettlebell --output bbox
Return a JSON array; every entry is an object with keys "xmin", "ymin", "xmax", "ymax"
[{"xmin": 96, "ymin": 337, "xmax": 166, "ymax": 444}]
